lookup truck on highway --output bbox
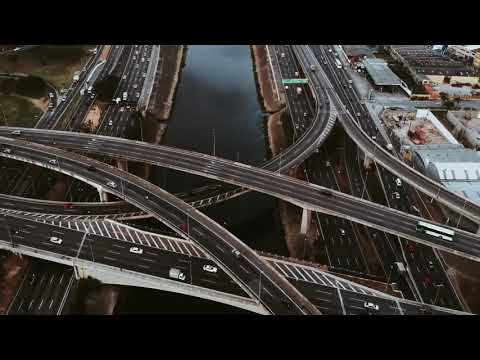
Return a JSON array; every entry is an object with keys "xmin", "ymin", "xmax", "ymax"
[
  {"xmin": 73, "ymin": 71, "xmax": 80, "ymax": 82},
  {"xmin": 386, "ymin": 143, "xmax": 393, "ymax": 151},
  {"xmin": 122, "ymin": 92, "xmax": 128, "ymax": 101},
  {"xmin": 296, "ymin": 87, "xmax": 302, "ymax": 95},
  {"xmin": 335, "ymin": 58, "xmax": 342, "ymax": 69},
  {"xmin": 80, "ymin": 88, "xmax": 85, "ymax": 96}
]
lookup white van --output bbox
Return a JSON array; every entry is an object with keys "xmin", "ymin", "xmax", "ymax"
[{"xmin": 395, "ymin": 178, "xmax": 402, "ymax": 187}]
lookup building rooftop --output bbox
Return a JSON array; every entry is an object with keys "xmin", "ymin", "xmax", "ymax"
[
  {"xmin": 362, "ymin": 58, "xmax": 402, "ymax": 86},
  {"xmin": 414, "ymin": 146, "xmax": 480, "ymax": 204},
  {"xmin": 343, "ymin": 45, "xmax": 374, "ymax": 58}
]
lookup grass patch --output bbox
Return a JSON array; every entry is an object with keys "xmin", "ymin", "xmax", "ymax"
[
  {"xmin": 0, "ymin": 94, "xmax": 42, "ymax": 128},
  {"xmin": 0, "ymin": 45, "xmax": 94, "ymax": 89}
]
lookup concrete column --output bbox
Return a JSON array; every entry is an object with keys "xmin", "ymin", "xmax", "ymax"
[
  {"xmin": 476, "ymin": 225, "xmax": 480, "ymax": 235},
  {"xmin": 97, "ymin": 187, "xmax": 109, "ymax": 202},
  {"xmin": 116, "ymin": 159, "xmax": 128, "ymax": 172},
  {"xmin": 363, "ymin": 153, "xmax": 372, "ymax": 169},
  {"xmin": 73, "ymin": 266, "xmax": 81, "ymax": 280},
  {"xmin": 300, "ymin": 208, "xmax": 312, "ymax": 235}
]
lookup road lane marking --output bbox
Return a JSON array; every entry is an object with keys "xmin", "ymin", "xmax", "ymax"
[
  {"xmin": 102, "ymin": 222, "xmax": 112, "ymax": 238},
  {"xmin": 107, "ymin": 250, "xmax": 121, "ymax": 255},
  {"xmin": 103, "ymin": 256, "xmax": 117, "ymax": 261}
]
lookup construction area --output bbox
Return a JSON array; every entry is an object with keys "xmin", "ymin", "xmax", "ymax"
[{"xmin": 382, "ymin": 109, "xmax": 457, "ymax": 146}]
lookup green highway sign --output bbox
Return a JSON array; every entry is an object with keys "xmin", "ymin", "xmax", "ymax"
[{"xmin": 282, "ymin": 78, "xmax": 309, "ymax": 84}]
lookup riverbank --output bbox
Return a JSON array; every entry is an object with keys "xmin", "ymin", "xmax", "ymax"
[
  {"xmin": 130, "ymin": 46, "xmax": 186, "ymax": 182},
  {"xmin": 251, "ymin": 45, "xmax": 285, "ymax": 113},
  {"xmin": 253, "ymin": 45, "xmax": 317, "ymax": 260}
]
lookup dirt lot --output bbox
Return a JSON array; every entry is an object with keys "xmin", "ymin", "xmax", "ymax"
[
  {"xmin": 0, "ymin": 45, "xmax": 93, "ymax": 89},
  {"xmin": 0, "ymin": 253, "xmax": 29, "ymax": 314},
  {"xmin": 251, "ymin": 45, "xmax": 285, "ymax": 113},
  {"xmin": 0, "ymin": 94, "xmax": 43, "ymax": 127}
]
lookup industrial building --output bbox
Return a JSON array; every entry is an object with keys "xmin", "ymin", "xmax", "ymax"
[
  {"xmin": 381, "ymin": 106, "xmax": 480, "ymax": 205},
  {"xmin": 389, "ymin": 45, "xmax": 479, "ymax": 87},
  {"xmin": 447, "ymin": 110, "xmax": 480, "ymax": 149},
  {"xmin": 362, "ymin": 58, "xmax": 410, "ymax": 95},
  {"xmin": 448, "ymin": 45, "xmax": 479, "ymax": 60},
  {"xmin": 342, "ymin": 45, "xmax": 374, "ymax": 63},
  {"xmin": 412, "ymin": 144, "xmax": 480, "ymax": 205},
  {"xmin": 474, "ymin": 51, "xmax": 480, "ymax": 69}
]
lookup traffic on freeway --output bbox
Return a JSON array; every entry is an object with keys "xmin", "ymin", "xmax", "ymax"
[
  {"xmin": 1, "ymin": 44, "xmax": 478, "ymax": 315},
  {"xmin": 2, "ymin": 129, "xmax": 480, "ymax": 263}
]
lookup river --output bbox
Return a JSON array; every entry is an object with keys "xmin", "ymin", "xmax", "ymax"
[{"xmin": 114, "ymin": 45, "xmax": 288, "ymax": 314}]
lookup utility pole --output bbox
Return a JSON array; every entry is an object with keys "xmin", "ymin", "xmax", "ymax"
[{"xmin": 212, "ymin": 128, "xmax": 216, "ymax": 157}]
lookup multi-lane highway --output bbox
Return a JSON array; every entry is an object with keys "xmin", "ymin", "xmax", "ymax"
[
  {"xmin": 2, "ymin": 129, "xmax": 480, "ymax": 262},
  {"xmin": 311, "ymin": 45, "xmax": 464, "ymax": 309},
  {"xmin": 300, "ymin": 45, "xmax": 480, "ymax": 225},
  {"xmin": 0, "ymin": 136, "xmax": 321, "ymax": 315},
  {"xmin": 1, "ymin": 44, "xmax": 476, "ymax": 314},
  {"xmin": 0, "ymin": 209, "xmax": 466, "ymax": 315}
]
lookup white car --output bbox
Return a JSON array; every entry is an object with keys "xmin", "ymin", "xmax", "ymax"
[
  {"xmin": 48, "ymin": 159, "xmax": 58, "ymax": 165},
  {"xmin": 364, "ymin": 302, "xmax": 379, "ymax": 311},
  {"xmin": 129, "ymin": 247, "xmax": 143, "ymax": 255},
  {"xmin": 108, "ymin": 120, "xmax": 113, "ymax": 126},
  {"xmin": 106, "ymin": 181, "xmax": 117, "ymax": 188},
  {"xmin": 49, "ymin": 236, "xmax": 63, "ymax": 244},
  {"xmin": 122, "ymin": 75, "xmax": 127, "ymax": 80},
  {"xmin": 340, "ymin": 229, "xmax": 346, "ymax": 236},
  {"xmin": 203, "ymin": 265, "xmax": 218, "ymax": 273},
  {"xmin": 3, "ymin": 148, "xmax": 12, "ymax": 154},
  {"xmin": 232, "ymin": 249, "xmax": 240, "ymax": 258},
  {"xmin": 120, "ymin": 107, "xmax": 124, "ymax": 112},
  {"xmin": 393, "ymin": 192, "xmax": 400, "ymax": 199}
]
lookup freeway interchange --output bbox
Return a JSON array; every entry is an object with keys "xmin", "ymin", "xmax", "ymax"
[{"xmin": 0, "ymin": 45, "xmax": 477, "ymax": 315}]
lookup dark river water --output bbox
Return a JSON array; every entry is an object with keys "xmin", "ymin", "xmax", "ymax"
[{"xmin": 114, "ymin": 45, "xmax": 288, "ymax": 314}]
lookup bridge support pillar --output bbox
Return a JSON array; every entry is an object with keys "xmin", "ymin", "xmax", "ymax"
[
  {"xmin": 363, "ymin": 153, "xmax": 372, "ymax": 169},
  {"xmin": 477, "ymin": 225, "xmax": 480, "ymax": 235},
  {"xmin": 116, "ymin": 159, "xmax": 128, "ymax": 172},
  {"xmin": 97, "ymin": 187, "xmax": 109, "ymax": 202},
  {"xmin": 300, "ymin": 208, "xmax": 312, "ymax": 235},
  {"xmin": 74, "ymin": 266, "xmax": 88, "ymax": 280}
]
